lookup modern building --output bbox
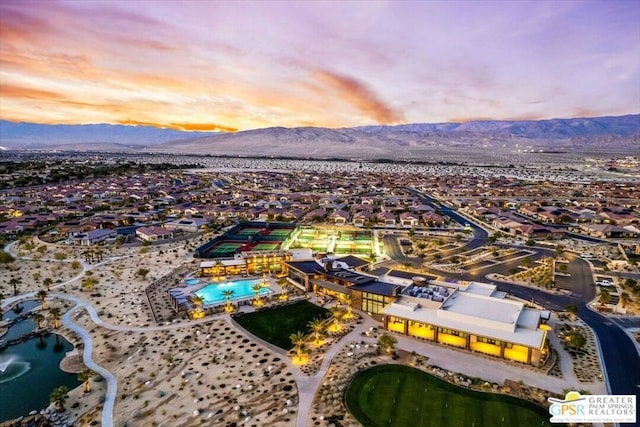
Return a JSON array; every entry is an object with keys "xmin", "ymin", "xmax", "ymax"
[
  {"xmin": 199, "ymin": 250, "xmax": 294, "ymax": 277},
  {"xmin": 283, "ymin": 256, "xmax": 549, "ymax": 367},
  {"xmin": 381, "ymin": 280, "xmax": 549, "ymax": 366}
]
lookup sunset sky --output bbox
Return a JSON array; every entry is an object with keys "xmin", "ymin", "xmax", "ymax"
[{"xmin": 1, "ymin": 0, "xmax": 639, "ymax": 131}]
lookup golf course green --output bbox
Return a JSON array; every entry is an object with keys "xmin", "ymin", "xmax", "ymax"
[{"xmin": 345, "ymin": 364, "xmax": 553, "ymax": 427}]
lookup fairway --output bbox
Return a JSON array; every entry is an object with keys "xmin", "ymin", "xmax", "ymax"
[
  {"xmin": 232, "ymin": 301, "xmax": 329, "ymax": 350},
  {"xmin": 345, "ymin": 365, "xmax": 553, "ymax": 427}
]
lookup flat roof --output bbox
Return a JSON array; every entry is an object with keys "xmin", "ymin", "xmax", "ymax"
[
  {"xmin": 460, "ymin": 281, "xmax": 496, "ymax": 297},
  {"xmin": 382, "ymin": 301, "xmax": 545, "ymax": 349},
  {"xmin": 443, "ymin": 292, "xmax": 523, "ymax": 326},
  {"xmin": 200, "ymin": 259, "xmax": 245, "ymax": 268}
]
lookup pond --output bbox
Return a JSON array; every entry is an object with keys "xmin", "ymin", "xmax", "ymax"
[
  {"xmin": 0, "ymin": 309, "xmax": 80, "ymax": 422},
  {"xmin": 3, "ymin": 300, "xmax": 41, "ymax": 321}
]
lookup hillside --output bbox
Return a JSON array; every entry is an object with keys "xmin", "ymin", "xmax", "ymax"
[{"xmin": 1, "ymin": 115, "xmax": 638, "ymax": 159}]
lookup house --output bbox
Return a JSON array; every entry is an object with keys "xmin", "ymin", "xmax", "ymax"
[
  {"xmin": 399, "ymin": 212, "xmax": 420, "ymax": 228},
  {"xmin": 163, "ymin": 217, "xmax": 211, "ymax": 232},
  {"xmin": 328, "ymin": 210, "xmax": 350, "ymax": 225},
  {"xmin": 352, "ymin": 211, "xmax": 372, "ymax": 227},
  {"xmin": 422, "ymin": 211, "xmax": 444, "ymax": 226},
  {"xmin": 579, "ymin": 223, "xmax": 634, "ymax": 238},
  {"xmin": 71, "ymin": 228, "xmax": 117, "ymax": 246},
  {"xmin": 136, "ymin": 226, "xmax": 174, "ymax": 242},
  {"xmin": 377, "ymin": 212, "xmax": 396, "ymax": 227}
]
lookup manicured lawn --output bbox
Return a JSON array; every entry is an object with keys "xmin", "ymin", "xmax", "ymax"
[
  {"xmin": 232, "ymin": 301, "xmax": 329, "ymax": 350},
  {"xmin": 345, "ymin": 365, "xmax": 553, "ymax": 427}
]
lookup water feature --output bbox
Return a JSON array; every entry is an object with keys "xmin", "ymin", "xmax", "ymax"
[
  {"xmin": 0, "ymin": 302, "xmax": 81, "ymax": 422},
  {"xmin": 0, "ymin": 355, "xmax": 31, "ymax": 384},
  {"xmin": 0, "ymin": 335, "xmax": 80, "ymax": 422},
  {"xmin": 3, "ymin": 316, "xmax": 37, "ymax": 341},
  {"xmin": 3, "ymin": 300, "xmax": 41, "ymax": 321}
]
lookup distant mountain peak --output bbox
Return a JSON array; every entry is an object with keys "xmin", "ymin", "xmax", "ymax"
[{"xmin": 0, "ymin": 115, "xmax": 638, "ymax": 159}]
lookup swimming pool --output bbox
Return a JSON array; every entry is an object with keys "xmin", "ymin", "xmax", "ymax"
[
  {"xmin": 185, "ymin": 278, "xmax": 199, "ymax": 286},
  {"xmin": 195, "ymin": 278, "xmax": 271, "ymax": 306}
]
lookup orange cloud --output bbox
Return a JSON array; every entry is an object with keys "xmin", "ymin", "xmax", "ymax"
[
  {"xmin": 1, "ymin": 83, "xmax": 68, "ymax": 101},
  {"xmin": 170, "ymin": 122, "xmax": 237, "ymax": 132},
  {"xmin": 116, "ymin": 119, "xmax": 236, "ymax": 132},
  {"xmin": 314, "ymin": 69, "xmax": 404, "ymax": 124}
]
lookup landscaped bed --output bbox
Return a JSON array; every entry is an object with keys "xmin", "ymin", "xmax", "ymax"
[
  {"xmin": 345, "ymin": 364, "xmax": 553, "ymax": 427},
  {"xmin": 232, "ymin": 301, "xmax": 329, "ymax": 350}
]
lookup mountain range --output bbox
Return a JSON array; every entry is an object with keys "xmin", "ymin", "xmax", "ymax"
[{"xmin": 1, "ymin": 115, "xmax": 638, "ymax": 159}]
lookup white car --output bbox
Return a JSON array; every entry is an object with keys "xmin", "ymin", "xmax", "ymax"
[{"xmin": 597, "ymin": 280, "xmax": 613, "ymax": 287}]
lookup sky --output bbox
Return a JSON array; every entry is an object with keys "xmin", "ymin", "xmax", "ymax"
[{"xmin": 1, "ymin": 0, "xmax": 639, "ymax": 132}]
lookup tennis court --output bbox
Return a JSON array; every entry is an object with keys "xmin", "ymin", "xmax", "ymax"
[
  {"xmin": 210, "ymin": 242, "xmax": 243, "ymax": 253},
  {"xmin": 268, "ymin": 229, "xmax": 292, "ymax": 237},
  {"xmin": 253, "ymin": 243, "xmax": 281, "ymax": 251},
  {"xmin": 236, "ymin": 227, "xmax": 263, "ymax": 235}
]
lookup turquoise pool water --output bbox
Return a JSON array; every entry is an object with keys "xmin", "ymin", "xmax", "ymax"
[
  {"xmin": 185, "ymin": 278, "xmax": 199, "ymax": 286},
  {"xmin": 195, "ymin": 278, "xmax": 271, "ymax": 306}
]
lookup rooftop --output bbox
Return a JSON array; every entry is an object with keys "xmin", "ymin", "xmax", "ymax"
[{"xmin": 383, "ymin": 278, "xmax": 546, "ymax": 348}]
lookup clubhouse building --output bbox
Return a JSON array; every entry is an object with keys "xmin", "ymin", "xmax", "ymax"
[{"xmin": 283, "ymin": 257, "xmax": 549, "ymax": 367}]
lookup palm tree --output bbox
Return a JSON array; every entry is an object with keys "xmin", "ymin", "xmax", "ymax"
[
  {"xmin": 36, "ymin": 289, "xmax": 48, "ymax": 309},
  {"xmin": 289, "ymin": 331, "xmax": 307, "ymax": 362},
  {"xmin": 78, "ymin": 369, "xmax": 95, "ymax": 393},
  {"xmin": 340, "ymin": 294, "xmax": 356, "ymax": 320},
  {"xmin": 402, "ymin": 260, "xmax": 412, "ymax": 271},
  {"xmin": 377, "ymin": 333, "xmax": 398, "ymax": 354},
  {"xmin": 43, "ymin": 277, "xmax": 53, "ymax": 291},
  {"xmin": 191, "ymin": 294, "xmax": 205, "ymax": 316},
  {"xmin": 307, "ymin": 317, "xmax": 325, "ymax": 345},
  {"xmin": 598, "ymin": 289, "xmax": 610, "ymax": 306},
  {"xmin": 214, "ymin": 260, "xmax": 224, "ymax": 280},
  {"xmin": 251, "ymin": 283, "xmax": 264, "ymax": 307},
  {"xmin": 9, "ymin": 277, "xmax": 21, "ymax": 296},
  {"xmin": 279, "ymin": 282, "xmax": 290, "ymax": 301},
  {"xmin": 34, "ymin": 312, "xmax": 46, "ymax": 329},
  {"xmin": 329, "ymin": 306, "xmax": 345, "ymax": 331},
  {"xmin": 222, "ymin": 289, "xmax": 235, "ymax": 313},
  {"xmin": 367, "ymin": 252, "xmax": 377, "ymax": 271},
  {"xmin": 408, "ymin": 227, "xmax": 416, "ymax": 243},
  {"xmin": 418, "ymin": 253, "xmax": 426, "ymax": 272},
  {"xmin": 49, "ymin": 307, "xmax": 62, "ymax": 329},
  {"xmin": 565, "ymin": 304, "xmax": 579, "ymax": 317},
  {"xmin": 50, "ymin": 386, "xmax": 69, "ymax": 412},
  {"xmin": 620, "ymin": 292, "xmax": 631, "ymax": 308},
  {"xmin": 566, "ymin": 330, "xmax": 586, "ymax": 350}
]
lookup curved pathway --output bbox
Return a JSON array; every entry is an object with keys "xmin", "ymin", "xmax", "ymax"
[
  {"xmin": 293, "ymin": 316, "xmax": 379, "ymax": 427},
  {"xmin": 62, "ymin": 300, "xmax": 117, "ymax": 427}
]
